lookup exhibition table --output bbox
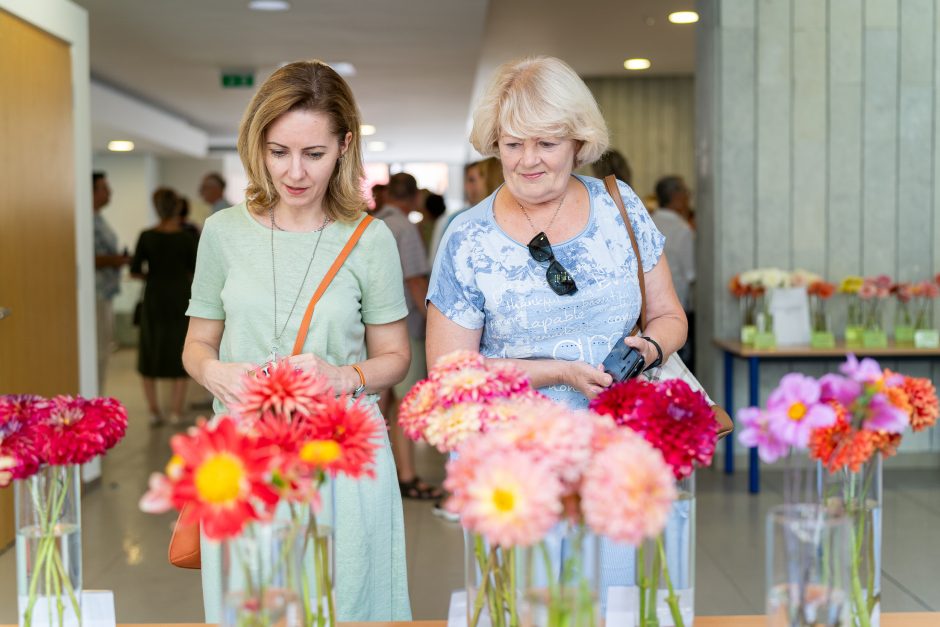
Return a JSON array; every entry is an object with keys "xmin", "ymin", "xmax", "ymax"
[{"xmin": 714, "ymin": 338, "xmax": 940, "ymax": 493}]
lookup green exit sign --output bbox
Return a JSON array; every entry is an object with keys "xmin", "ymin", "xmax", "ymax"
[{"xmin": 221, "ymin": 72, "xmax": 254, "ymax": 88}]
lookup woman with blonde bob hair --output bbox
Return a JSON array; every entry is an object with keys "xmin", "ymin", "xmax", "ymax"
[
  {"xmin": 427, "ymin": 54, "xmax": 687, "ymax": 602},
  {"xmin": 183, "ymin": 60, "xmax": 412, "ymax": 621}
]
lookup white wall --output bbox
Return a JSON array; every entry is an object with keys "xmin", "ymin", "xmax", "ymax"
[{"xmin": 159, "ymin": 155, "xmax": 225, "ymax": 225}]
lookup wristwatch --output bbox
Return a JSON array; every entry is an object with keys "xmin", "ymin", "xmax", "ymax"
[
  {"xmin": 640, "ymin": 336, "xmax": 664, "ymax": 371},
  {"xmin": 351, "ymin": 364, "xmax": 366, "ymax": 398}
]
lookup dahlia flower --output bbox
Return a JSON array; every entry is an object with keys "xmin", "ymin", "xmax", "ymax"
[
  {"xmin": 902, "ymin": 376, "xmax": 939, "ymax": 431},
  {"xmin": 0, "ymin": 394, "xmax": 45, "ymax": 479},
  {"xmin": 234, "ymin": 359, "xmax": 332, "ymax": 420}
]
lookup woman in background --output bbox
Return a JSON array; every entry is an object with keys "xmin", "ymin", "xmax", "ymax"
[{"xmin": 130, "ymin": 187, "xmax": 197, "ymax": 426}]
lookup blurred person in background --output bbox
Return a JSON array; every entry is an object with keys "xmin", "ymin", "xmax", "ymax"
[
  {"xmin": 591, "ymin": 148, "xmax": 633, "ymax": 188},
  {"xmin": 371, "ymin": 182, "xmax": 387, "ymax": 210},
  {"xmin": 130, "ymin": 187, "xmax": 198, "ymax": 426},
  {"xmin": 428, "ymin": 157, "xmax": 504, "ymax": 263},
  {"xmin": 199, "ymin": 172, "xmax": 228, "ymax": 215},
  {"xmin": 374, "ymin": 173, "xmax": 441, "ymax": 502},
  {"xmin": 652, "ymin": 175, "xmax": 696, "ymax": 370},
  {"xmin": 177, "ymin": 195, "xmax": 200, "ymax": 240},
  {"xmin": 93, "ymin": 171, "xmax": 131, "ymax": 393}
]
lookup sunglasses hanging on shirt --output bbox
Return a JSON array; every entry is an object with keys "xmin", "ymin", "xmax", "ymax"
[{"xmin": 527, "ymin": 232, "xmax": 578, "ymax": 296}]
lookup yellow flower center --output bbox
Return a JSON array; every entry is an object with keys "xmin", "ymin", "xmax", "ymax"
[
  {"xmin": 492, "ymin": 488, "xmax": 516, "ymax": 513},
  {"xmin": 788, "ymin": 402, "xmax": 808, "ymax": 421},
  {"xmin": 165, "ymin": 454, "xmax": 184, "ymax": 479},
  {"xmin": 194, "ymin": 453, "xmax": 245, "ymax": 504},
  {"xmin": 300, "ymin": 440, "xmax": 342, "ymax": 467}
]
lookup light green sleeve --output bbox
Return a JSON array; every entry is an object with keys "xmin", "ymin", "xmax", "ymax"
[
  {"xmin": 186, "ymin": 218, "xmax": 226, "ymax": 320},
  {"xmin": 360, "ymin": 220, "xmax": 408, "ymax": 326}
]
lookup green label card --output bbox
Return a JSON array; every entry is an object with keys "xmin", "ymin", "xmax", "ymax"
[
  {"xmin": 811, "ymin": 331, "xmax": 836, "ymax": 349},
  {"xmin": 895, "ymin": 326, "xmax": 915, "ymax": 345},
  {"xmin": 862, "ymin": 330, "xmax": 888, "ymax": 348},
  {"xmin": 845, "ymin": 325, "xmax": 863, "ymax": 346}
]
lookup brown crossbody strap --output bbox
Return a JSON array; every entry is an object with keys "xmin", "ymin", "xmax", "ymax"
[
  {"xmin": 603, "ymin": 175, "xmax": 647, "ymax": 334},
  {"xmin": 291, "ymin": 215, "xmax": 374, "ymax": 356}
]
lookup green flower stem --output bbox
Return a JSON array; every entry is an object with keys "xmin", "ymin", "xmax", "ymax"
[
  {"xmin": 656, "ymin": 536, "xmax": 684, "ymax": 627},
  {"xmin": 470, "ymin": 540, "xmax": 494, "ymax": 627},
  {"xmin": 638, "ymin": 543, "xmax": 647, "ymax": 626},
  {"xmin": 317, "ymin": 532, "xmax": 336, "ymax": 627},
  {"xmin": 507, "ymin": 548, "xmax": 518, "ymax": 627},
  {"xmin": 646, "ymin": 539, "xmax": 661, "ymax": 626}
]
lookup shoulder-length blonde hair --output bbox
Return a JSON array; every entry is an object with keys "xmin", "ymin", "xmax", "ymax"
[
  {"xmin": 237, "ymin": 60, "xmax": 366, "ymax": 222},
  {"xmin": 469, "ymin": 56, "xmax": 609, "ymax": 168}
]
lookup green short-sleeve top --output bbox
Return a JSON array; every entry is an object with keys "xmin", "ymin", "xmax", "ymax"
[{"xmin": 187, "ymin": 203, "xmax": 408, "ymax": 403}]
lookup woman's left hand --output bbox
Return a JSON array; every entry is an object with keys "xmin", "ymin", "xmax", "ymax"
[
  {"xmin": 286, "ymin": 353, "xmax": 354, "ymax": 394},
  {"xmin": 622, "ymin": 336, "xmax": 659, "ymax": 371}
]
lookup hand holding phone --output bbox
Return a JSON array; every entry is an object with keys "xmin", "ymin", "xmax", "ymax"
[{"xmin": 601, "ymin": 335, "xmax": 646, "ymax": 383}]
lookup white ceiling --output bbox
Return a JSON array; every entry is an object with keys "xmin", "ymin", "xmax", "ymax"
[{"xmin": 76, "ymin": 0, "xmax": 696, "ymax": 162}]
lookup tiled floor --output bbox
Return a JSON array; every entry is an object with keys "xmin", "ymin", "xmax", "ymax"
[{"xmin": 1, "ymin": 348, "xmax": 938, "ymax": 621}]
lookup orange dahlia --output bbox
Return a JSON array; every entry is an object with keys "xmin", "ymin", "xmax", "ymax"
[
  {"xmin": 808, "ymin": 411, "xmax": 875, "ymax": 474},
  {"xmin": 902, "ymin": 376, "xmax": 939, "ymax": 431},
  {"xmin": 300, "ymin": 395, "xmax": 380, "ymax": 480}
]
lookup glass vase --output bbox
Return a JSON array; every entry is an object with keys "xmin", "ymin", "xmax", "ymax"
[
  {"xmin": 294, "ymin": 476, "xmax": 336, "ymax": 627},
  {"xmin": 16, "ymin": 465, "xmax": 82, "ymax": 627},
  {"xmin": 861, "ymin": 300, "xmax": 887, "ymax": 348},
  {"xmin": 893, "ymin": 300, "xmax": 914, "ymax": 345},
  {"xmin": 520, "ymin": 522, "xmax": 600, "ymax": 627},
  {"xmin": 740, "ymin": 295, "xmax": 758, "ymax": 346},
  {"xmin": 810, "ymin": 297, "xmax": 835, "ymax": 348},
  {"xmin": 220, "ymin": 520, "xmax": 306, "ymax": 627},
  {"xmin": 464, "ymin": 531, "xmax": 520, "ymax": 627},
  {"xmin": 766, "ymin": 504, "xmax": 850, "ymax": 627},
  {"xmin": 845, "ymin": 297, "xmax": 864, "ymax": 347},
  {"xmin": 841, "ymin": 456, "xmax": 882, "ymax": 627},
  {"xmin": 637, "ymin": 473, "xmax": 695, "ymax": 627}
]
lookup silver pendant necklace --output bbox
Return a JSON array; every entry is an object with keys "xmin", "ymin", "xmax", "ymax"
[
  {"xmin": 268, "ymin": 206, "xmax": 331, "ymax": 361},
  {"xmin": 515, "ymin": 189, "xmax": 568, "ymax": 236}
]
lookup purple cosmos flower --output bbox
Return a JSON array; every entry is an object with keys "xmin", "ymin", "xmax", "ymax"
[
  {"xmin": 819, "ymin": 373, "xmax": 861, "ymax": 407},
  {"xmin": 736, "ymin": 407, "xmax": 789, "ymax": 463},
  {"xmin": 864, "ymin": 393, "xmax": 909, "ymax": 433},
  {"xmin": 839, "ymin": 354, "xmax": 883, "ymax": 384},
  {"xmin": 766, "ymin": 373, "xmax": 837, "ymax": 449}
]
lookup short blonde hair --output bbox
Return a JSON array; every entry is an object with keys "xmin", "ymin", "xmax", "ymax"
[
  {"xmin": 470, "ymin": 56, "xmax": 609, "ymax": 167},
  {"xmin": 237, "ymin": 60, "xmax": 366, "ymax": 222}
]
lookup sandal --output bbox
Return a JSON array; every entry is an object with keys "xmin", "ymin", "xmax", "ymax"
[{"xmin": 398, "ymin": 477, "xmax": 443, "ymax": 501}]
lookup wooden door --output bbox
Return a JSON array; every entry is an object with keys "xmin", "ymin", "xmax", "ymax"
[{"xmin": 0, "ymin": 10, "xmax": 78, "ymax": 548}]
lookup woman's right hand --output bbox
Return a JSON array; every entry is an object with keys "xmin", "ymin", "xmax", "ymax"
[
  {"xmin": 562, "ymin": 361, "xmax": 613, "ymax": 400},
  {"xmin": 201, "ymin": 359, "xmax": 255, "ymax": 408}
]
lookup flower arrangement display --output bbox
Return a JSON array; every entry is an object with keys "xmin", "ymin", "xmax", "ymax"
[
  {"xmin": 736, "ymin": 356, "xmax": 938, "ymax": 627},
  {"xmin": 912, "ymin": 277, "xmax": 940, "ymax": 348},
  {"xmin": 890, "ymin": 282, "xmax": 915, "ymax": 345},
  {"xmin": 728, "ymin": 272, "xmax": 769, "ymax": 346},
  {"xmin": 857, "ymin": 276, "xmax": 892, "ymax": 347},
  {"xmin": 397, "ymin": 350, "xmax": 537, "ymax": 453},
  {"xmin": 590, "ymin": 379, "xmax": 718, "ymax": 627},
  {"xmin": 444, "ymin": 405, "xmax": 676, "ymax": 627},
  {"xmin": 142, "ymin": 361, "xmax": 380, "ymax": 627},
  {"xmin": 807, "ymin": 281, "xmax": 837, "ymax": 348},
  {"xmin": 0, "ymin": 394, "xmax": 128, "ymax": 627},
  {"xmin": 839, "ymin": 276, "xmax": 865, "ymax": 346}
]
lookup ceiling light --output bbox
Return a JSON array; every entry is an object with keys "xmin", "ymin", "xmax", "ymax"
[
  {"xmin": 249, "ymin": 1, "xmax": 290, "ymax": 11},
  {"xmin": 668, "ymin": 11, "xmax": 699, "ymax": 24},
  {"xmin": 108, "ymin": 140, "xmax": 134, "ymax": 152},
  {"xmin": 360, "ymin": 124, "xmax": 376, "ymax": 136},
  {"xmin": 330, "ymin": 62, "xmax": 356, "ymax": 77},
  {"xmin": 408, "ymin": 211, "xmax": 424, "ymax": 224},
  {"xmin": 624, "ymin": 58, "xmax": 651, "ymax": 71},
  {"xmin": 367, "ymin": 141, "xmax": 386, "ymax": 152}
]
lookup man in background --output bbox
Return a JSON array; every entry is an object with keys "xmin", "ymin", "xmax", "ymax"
[
  {"xmin": 374, "ymin": 173, "xmax": 443, "ymax": 504},
  {"xmin": 93, "ymin": 171, "xmax": 130, "ymax": 392},
  {"xmin": 652, "ymin": 175, "xmax": 696, "ymax": 371},
  {"xmin": 199, "ymin": 172, "xmax": 228, "ymax": 215}
]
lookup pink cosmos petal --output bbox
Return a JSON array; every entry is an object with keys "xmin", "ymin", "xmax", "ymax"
[
  {"xmin": 138, "ymin": 473, "xmax": 174, "ymax": 513},
  {"xmin": 819, "ymin": 374, "xmax": 861, "ymax": 406},
  {"xmin": 864, "ymin": 394, "xmax": 909, "ymax": 433},
  {"xmin": 840, "ymin": 354, "xmax": 883, "ymax": 384},
  {"xmin": 736, "ymin": 407, "xmax": 789, "ymax": 463},
  {"xmin": 767, "ymin": 374, "xmax": 822, "ymax": 412}
]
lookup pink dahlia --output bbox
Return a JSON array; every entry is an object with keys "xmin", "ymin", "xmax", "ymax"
[
  {"xmin": 582, "ymin": 432, "xmax": 676, "ymax": 545},
  {"xmin": 40, "ymin": 395, "xmax": 109, "ymax": 465},
  {"xmin": 83, "ymin": 396, "xmax": 128, "ymax": 450},
  {"xmin": 736, "ymin": 407, "xmax": 789, "ymax": 463},
  {"xmin": 235, "ymin": 360, "xmax": 332, "ymax": 420},
  {"xmin": 449, "ymin": 448, "xmax": 562, "ymax": 548},
  {"xmin": 423, "ymin": 404, "xmax": 487, "ymax": 452},
  {"xmin": 0, "ymin": 394, "xmax": 46, "ymax": 479},
  {"xmin": 428, "ymin": 350, "xmax": 486, "ymax": 379},
  {"xmin": 397, "ymin": 378, "xmax": 438, "ymax": 440},
  {"xmin": 903, "ymin": 376, "xmax": 939, "ymax": 431},
  {"xmin": 766, "ymin": 373, "xmax": 837, "ymax": 449}
]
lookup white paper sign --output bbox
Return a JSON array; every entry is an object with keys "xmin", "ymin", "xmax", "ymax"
[
  {"xmin": 18, "ymin": 590, "xmax": 115, "ymax": 627},
  {"xmin": 769, "ymin": 287, "xmax": 811, "ymax": 346}
]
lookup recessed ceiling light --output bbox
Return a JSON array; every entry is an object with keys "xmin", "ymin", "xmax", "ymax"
[
  {"xmin": 367, "ymin": 141, "xmax": 386, "ymax": 152},
  {"xmin": 330, "ymin": 62, "xmax": 356, "ymax": 77},
  {"xmin": 624, "ymin": 58, "xmax": 651, "ymax": 71},
  {"xmin": 360, "ymin": 124, "xmax": 376, "ymax": 136},
  {"xmin": 249, "ymin": 1, "xmax": 290, "ymax": 11},
  {"xmin": 108, "ymin": 140, "xmax": 134, "ymax": 152},
  {"xmin": 668, "ymin": 11, "xmax": 699, "ymax": 24},
  {"xmin": 408, "ymin": 211, "xmax": 424, "ymax": 224}
]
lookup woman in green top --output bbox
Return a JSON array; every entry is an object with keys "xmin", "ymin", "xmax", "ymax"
[{"xmin": 183, "ymin": 61, "xmax": 412, "ymax": 621}]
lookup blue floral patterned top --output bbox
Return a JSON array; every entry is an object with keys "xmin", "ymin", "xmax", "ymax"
[{"xmin": 428, "ymin": 174, "xmax": 665, "ymax": 408}]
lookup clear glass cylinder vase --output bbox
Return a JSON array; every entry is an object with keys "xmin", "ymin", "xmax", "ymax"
[
  {"xmin": 838, "ymin": 456, "xmax": 883, "ymax": 627},
  {"xmin": 637, "ymin": 473, "xmax": 695, "ymax": 627},
  {"xmin": 16, "ymin": 464, "xmax": 82, "ymax": 627},
  {"xmin": 220, "ymin": 520, "xmax": 306, "ymax": 627},
  {"xmin": 520, "ymin": 522, "xmax": 600, "ymax": 627},
  {"xmin": 766, "ymin": 504, "xmax": 851, "ymax": 627},
  {"xmin": 464, "ymin": 531, "xmax": 520, "ymax": 627}
]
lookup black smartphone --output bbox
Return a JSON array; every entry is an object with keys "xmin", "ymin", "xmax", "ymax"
[{"xmin": 602, "ymin": 336, "xmax": 646, "ymax": 382}]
